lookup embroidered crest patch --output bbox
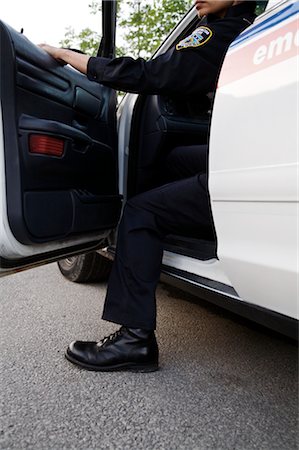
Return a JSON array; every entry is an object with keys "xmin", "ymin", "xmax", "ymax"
[{"xmin": 176, "ymin": 26, "xmax": 213, "ymax": 50}]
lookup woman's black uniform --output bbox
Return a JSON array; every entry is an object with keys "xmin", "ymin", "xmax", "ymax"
[{"xmin": 87, "ymin": 2, "xmax": 256, "ymax": 329}]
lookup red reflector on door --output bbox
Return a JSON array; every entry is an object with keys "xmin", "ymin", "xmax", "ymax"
[{"xmin": 29, "ymin": 135, "xmax": 64, "ymax": 157}]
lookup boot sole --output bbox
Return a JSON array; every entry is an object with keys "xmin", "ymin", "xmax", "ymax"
[{"xmin": 65, "ymin": 351, "xmax": 159, "ymax": 373}]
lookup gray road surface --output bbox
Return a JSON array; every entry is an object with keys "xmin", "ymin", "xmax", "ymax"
[{"xmin": 0, "ymin": 264, "xmax": 298, "ymax": 450}]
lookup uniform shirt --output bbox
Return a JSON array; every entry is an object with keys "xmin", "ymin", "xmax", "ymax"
[{"xmin": 87, "ymin": 1, "xmax": 256, "ymax": 96}]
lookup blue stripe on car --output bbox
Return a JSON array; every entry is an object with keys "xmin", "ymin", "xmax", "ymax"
[{"xmin": 230, "ymin": 1, "xmax": 299, "ymax": 49}]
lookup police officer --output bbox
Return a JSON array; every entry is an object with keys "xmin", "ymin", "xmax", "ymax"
[{"xmin": 40, "ymin": 0, "xmax": 256, "ymax": 372}]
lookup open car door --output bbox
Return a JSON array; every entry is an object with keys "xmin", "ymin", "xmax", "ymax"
[{"xmin": 0, "ymin": 1, "xmax": 121, "ymax": 276}]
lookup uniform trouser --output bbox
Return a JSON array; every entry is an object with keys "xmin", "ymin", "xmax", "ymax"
[{"xmin": 102, "ymin": 145, "xmax": 215, "ymax": 330}]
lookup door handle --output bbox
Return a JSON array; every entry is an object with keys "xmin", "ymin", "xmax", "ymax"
[
  {"xmin": 72, "ymin": 119, "xmax": 88, "ymax": 132},
  {"xmin": 19, "ymin": 114, "xmax": 92, "ymax": 146}
]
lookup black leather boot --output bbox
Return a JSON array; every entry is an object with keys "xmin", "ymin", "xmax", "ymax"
[{"xmin": 65, "ymin": 327, "xmax": 159, "ymax": 372}]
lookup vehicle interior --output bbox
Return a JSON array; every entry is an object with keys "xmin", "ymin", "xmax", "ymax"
[
  {"xmin": 125, "ymin": 1, "xmax": 269, "ymax": 263},
  {"xmin": 0, "ymin": 1, "xmax": 121, "ymax": 248},
  {"xmin": 0, "ymin": 0, "xmax": 268, "ymax": 267}
]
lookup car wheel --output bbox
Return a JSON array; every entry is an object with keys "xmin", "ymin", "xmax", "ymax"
[{"xmin": 57, "ymin": 252, "xmax": 112, "ymax": 283}]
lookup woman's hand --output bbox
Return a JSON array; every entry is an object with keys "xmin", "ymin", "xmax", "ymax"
[
  {"xmin": 38, "ymin": 44, "xmax": 67, "ymax": 64},
  {"xmin": 38, "ymin": 44, "xmax": 90, "ymax": 74}
]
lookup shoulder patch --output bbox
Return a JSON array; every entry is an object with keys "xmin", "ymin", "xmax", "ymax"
[{"xmin": 176, "ymin": 26, "xmax": 213, "ymax": 51}]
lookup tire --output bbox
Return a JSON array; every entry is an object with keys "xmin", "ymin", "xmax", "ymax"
[{"xmin": 57, "ymin": 252, "xmax": 112, "ymax": 283}]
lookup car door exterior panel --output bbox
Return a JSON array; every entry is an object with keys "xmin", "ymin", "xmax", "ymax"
[
  {"xmin": 0, "ymin": 21, "xmax": 121, "ymax": 271},
  {"xmin": 209, "ymin": 0, "xmax": 298, "ymax": 319}
]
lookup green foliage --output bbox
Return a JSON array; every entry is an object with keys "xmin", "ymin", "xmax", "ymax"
[
  {"xmin": 255, "ymin": 1, "xmax": 268, "ymax": 16},
  {"xmin": 119, "ymin": 0, "xmax": 190, "ymax": 58},
  {"xmin": 88, "ymin": 1, "xmax": 102, "ymax": 15},
  {"xmin": 60, "ymin": 27, "xmax": 101, "ymax": 56},
  {"xmin": 60, "ymin": 0, "xmax": 190, "ymax": 58}
]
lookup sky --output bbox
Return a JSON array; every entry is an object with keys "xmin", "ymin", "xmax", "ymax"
[{"xmin": 0, "ymin": 0, "xmax": 102, "ymax": 46}]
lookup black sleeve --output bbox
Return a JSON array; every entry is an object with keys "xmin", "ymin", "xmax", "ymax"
[{"xmin": 87, "ymin": 17, "xmax": 250, "ymax": 96}]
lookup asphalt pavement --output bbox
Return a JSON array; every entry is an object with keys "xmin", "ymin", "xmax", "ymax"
[{"xmin": 0, "ymin": 263, "xmax": 298, "ymax": 450}]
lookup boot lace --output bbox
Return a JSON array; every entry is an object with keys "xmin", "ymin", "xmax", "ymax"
[{"xmin": 96, "ymin": 327, "xmax": 125, "ymax": 348}]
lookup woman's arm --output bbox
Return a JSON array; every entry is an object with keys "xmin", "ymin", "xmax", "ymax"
[
  {"xmin": 38, "ymin": 44, "xmax": 90, "ymax": 74},
  {"xmin": 38, "ymin": 12, "xmax": 254, "ymax": 96}
]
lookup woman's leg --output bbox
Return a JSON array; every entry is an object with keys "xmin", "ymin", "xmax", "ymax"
[
  {"xmin": 164, "ymin": 144, "xmax": 208, "ymax": 181},
  {"xmin": 102, "ymin": 173, "xmax": 215, "ymax": 330}
]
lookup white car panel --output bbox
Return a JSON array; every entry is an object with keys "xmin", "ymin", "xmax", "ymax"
[
  {"xmin": 209, "ymin": 0, "xmax": 298, "ymax": 319},
  {"xmin": 209, "ymin": 201, "xmax": 298, "ymax": 318},
  {"xmin": 162, "ymin": 252, "xmax": 234, "ymax": 287},
  {"xmin": 117, "ymin": 94, "xmax": 138, "ymax": 198}
]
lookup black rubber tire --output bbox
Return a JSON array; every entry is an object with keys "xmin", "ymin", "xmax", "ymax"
[{"xmin": 57, "ymin": 252, "xmax": 112, "ymax": 283}]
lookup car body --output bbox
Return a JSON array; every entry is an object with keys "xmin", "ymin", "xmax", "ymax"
[{"xmin": 0, "ymin": 0, "xmax": 298, "ymax": 338}]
